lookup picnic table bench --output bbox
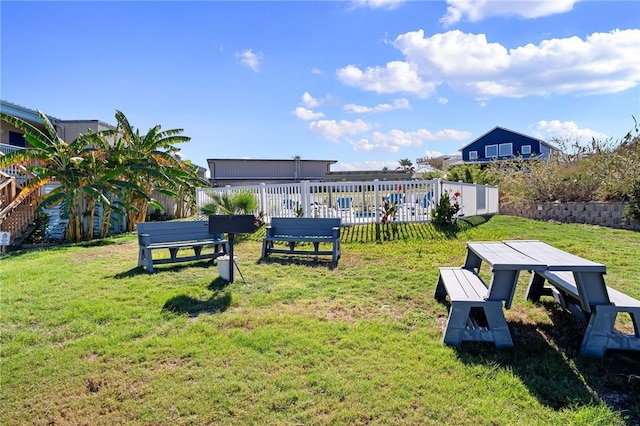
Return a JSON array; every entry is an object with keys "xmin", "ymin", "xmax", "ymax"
[
  {"xmin": 261, "ymin": 217, "xmax": 341, "ymax": 264},
  {"xmin": 435, "ymin": 240, "xmax": 640, "ymax": 356},
  {"xmin": 137, "ymin": 221, "xmax": 228, "ymax": 273}
]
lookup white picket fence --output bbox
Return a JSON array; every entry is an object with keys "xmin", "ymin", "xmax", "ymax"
[{"xmin": 196, "ymin": 179, "xmax": 499, "ymax": 225}]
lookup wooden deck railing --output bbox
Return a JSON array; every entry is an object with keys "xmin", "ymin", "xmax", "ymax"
[
  {"xmin": 0, "ymin": 186, "xmax": 40, "ymax": 245},
  {"xmin": 0, "ymin": 152, "xmax": 41, "ymax": 246}
]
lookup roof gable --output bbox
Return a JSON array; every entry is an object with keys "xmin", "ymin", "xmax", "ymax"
[{"xmin": 459, "ymin": 126, "xmax": 554, "ymax": 152}]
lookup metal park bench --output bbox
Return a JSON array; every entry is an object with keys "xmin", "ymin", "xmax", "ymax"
[
  {"xmin": 261, "ymin": 217, "xmax": 341, "ymax": 264},
  {"xmin": 137, "ymin": 221, "xmax": 228, "ymax": 273}
]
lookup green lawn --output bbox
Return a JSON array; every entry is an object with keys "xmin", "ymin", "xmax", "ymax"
[{"xmin": 1, "ymin": 215, "xmax": 639, "ymax": 425}]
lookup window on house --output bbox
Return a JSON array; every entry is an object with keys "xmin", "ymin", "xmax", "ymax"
[
  {"xmin": 499, "ymin": 143, "xmax": 513, "ymax": 157},
  {"xmin": 485, "ymin": 144, "xmax": 498, "ymax": 158},
  {"xmin": 521, "ymin": 145, "xmax": 531, "ymax": 155},
  {"xmin": 469, "ymin": 151, "xmax": 478, "ymax": 160},
  {"xmin": 9, "ymin": 131, "xmax": 27, "ymax": 147}
]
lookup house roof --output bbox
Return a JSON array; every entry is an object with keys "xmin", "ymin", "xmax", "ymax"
[
  {"xmin": 1, "ymin": 99, "xmax": 62, "ymax": 124},
  {"xmin": 459, "ymin": 126, "xmax": 557, "ymax": 152},
  {"xmin": 207, "ymin": 158, "xmax": 337, "ymax": 164}
]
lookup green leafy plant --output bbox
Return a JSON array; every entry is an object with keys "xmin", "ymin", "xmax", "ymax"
[
  {"xmin": 432, "ymin": 190, "xmax": 460, "ymax": 227},
  {"xmin": 380, "ymin": 196, "xmax": 397, "ymax": 224},
  {"xmin": 200, "ymin": 191, "xmax": 258, "ymax": 215}
]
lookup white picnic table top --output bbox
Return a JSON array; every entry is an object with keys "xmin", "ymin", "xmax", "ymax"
[
  {"xmin": 466, "ymin": 241, "xmax": 547, "ymax": 271},
  {"xmin": 503, "ymin": 240, "xmax": 606, "ymax": 273}
]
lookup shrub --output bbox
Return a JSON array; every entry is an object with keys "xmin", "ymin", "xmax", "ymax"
[
  {"xmin": 494, "ymin": 121, "xmax": 640, "ymax": 207},
  {"xmin": 432, "ymin": 190, "xmax": 460, "ymax": 228},
  {"xmin": 624, "ymin": 179, "xmax": 640, "ymax": 221}
]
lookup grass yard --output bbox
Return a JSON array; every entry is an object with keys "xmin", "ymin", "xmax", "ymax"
[{"xmin": 1, "ymin": 215, "xmax": 639, "ymax": 425}]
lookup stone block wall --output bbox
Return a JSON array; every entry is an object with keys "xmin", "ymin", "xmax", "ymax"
[{"xmin": 499, "ymin": 201, "xmax": 640, "ymax": 231}]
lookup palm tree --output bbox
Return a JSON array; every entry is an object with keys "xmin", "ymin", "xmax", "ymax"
[
  {"xmin": 397, "ymin": 158, "xmax": 415, "ymax": 172},
  {"xmin": 111, "ymin": 110, "xmax": 207, "ymax": 231},
  {"xmin": 0, "ymin": 111, "xmax": 113, "ymax": 241}
]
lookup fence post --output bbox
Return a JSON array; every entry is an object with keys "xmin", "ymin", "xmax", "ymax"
[
  {"xmin": 301, "ymin": 181, "xmax": 311, "ymax": 217},
  {"xmin": 259, "ymin": 183, "xmax": 266, "ymax": 217},
  {"xmin": 434, "ymin": 179, "xmax": 442, "ymax": 212},
  {"xmin": 373, "ymin": 179, "xmax": 381, "ymax": 223}
]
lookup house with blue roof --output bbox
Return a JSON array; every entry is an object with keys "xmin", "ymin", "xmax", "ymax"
[{"xmin": 459, "ymin": 126, "xmax": 557, "ymax": 164}]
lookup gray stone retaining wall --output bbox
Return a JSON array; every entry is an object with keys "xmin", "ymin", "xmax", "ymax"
[{"xmin": 499, "ymin": 201, "xmax": 640, "ymax": 231}]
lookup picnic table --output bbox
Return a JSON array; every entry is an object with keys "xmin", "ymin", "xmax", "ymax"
[{"xmin": 435, "ymin": 240, "xmax": 640, "ymax": 356}]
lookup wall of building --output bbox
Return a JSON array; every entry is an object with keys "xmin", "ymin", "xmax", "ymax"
[
  {"xmin": 207, "ymin": 158, "xmax": 336, "ymax": 186},
  {"xmin": 500, "ymin": 201, "xmax": 640, "ymax": 231}
]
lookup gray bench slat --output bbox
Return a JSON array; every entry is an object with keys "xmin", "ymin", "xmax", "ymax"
[
  {"xmin": 437, "ymin": 267, "xmax": 487, "ymax": 302},
  {"xmin": 146, "ymin": 240, "xmax": 222, "ymax": 249},
  {"xmin": 538, "ymin": 270, "xmax": 640, "ymax": 308}
]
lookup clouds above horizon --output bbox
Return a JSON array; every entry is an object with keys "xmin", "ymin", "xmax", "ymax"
[
  {"xmin": 530, "ymin": 120, "xmax": 609, "ymax": 142},
  {"xmin": 337, "ymin": 28, "xmax": 640, "ymax": 100},
  {"xmin": 343, "ymin": 98, "xmax": 410, "ymax": 114},
  {"xmin": 440, "ymin": 0, "xmax": 580, "ymax": 27},
  {"xmin": 295, "ymin": 2, "xmax": 636, "ymax": 161}
]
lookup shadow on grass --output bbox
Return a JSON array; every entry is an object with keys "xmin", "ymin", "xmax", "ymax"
[
  {"xmin": 337, "ymin": 214, "xmax": 496, "ymax": 243},
  {"xmin": 113, "ymin": 260, "xmax": 216, "ymax": 279},
  {"xmin": 453, "ymin": 301, "xmax": 640, "ymax": 422},
  {"xmin": 163, "ymin": 278, "xmax": 232, "ymax": 316},
  {"xmin": 257, "ymin": 255, "xmax": 338, "ymax": 270},
  {"xmin": 163, "ymin": 290, "xmax": 232, "ymax": 316}
]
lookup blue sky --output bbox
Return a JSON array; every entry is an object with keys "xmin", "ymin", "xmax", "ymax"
[{"xmin": 2, "ymin": 1, "xmax": 639, "ymax": 173}]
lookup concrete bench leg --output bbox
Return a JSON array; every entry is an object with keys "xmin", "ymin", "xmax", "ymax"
[
  {"xmin": 581, "ymin": 305, "xmax": 640, "ymax": 356},
  {"xmin": 442, "ymin": 301, "xmax": 513, "ymax": 348},
  {"xmin": 526, "ymin": 272, "xmax": 547, "ymax": 303},
  {"xmin": 332, "ymin": 242, "xmax": 340, "ymax": 264},
  {"xmin": 144, "ymin": 248, "xmax": 154, "ymax": 273},
  {"xmin": 434, "ymin": 274, "xmax": 448, "ymax": 301}
]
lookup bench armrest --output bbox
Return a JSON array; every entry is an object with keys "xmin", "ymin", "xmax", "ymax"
[
  {"xmin": 332, "ymin": 227, "xmax": 340, "ymax": 239},
  {"xmin": 138, "ymin": 233, "xmax": 151, "ymax": 247},
  {"xmin": 264, "ymin": 225, "xmax": 274, "ymax": 238}
]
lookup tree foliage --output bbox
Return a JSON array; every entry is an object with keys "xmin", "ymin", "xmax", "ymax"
[
  {"xmin": 492, "ymin": 119, "xmax": 640, "ymax": 208},
  {"xmin": 0, "ymin": 110, "xmax": 208, "ymax": 241}
]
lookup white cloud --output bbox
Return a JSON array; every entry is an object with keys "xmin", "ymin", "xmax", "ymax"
[
  {"xmin": 530, "ymin": 120, "xmax": 609, "ymax": 141},
  {"xmin": 343, "ymin": 98, "xmax": 410, "ymax": 114},
  {"xmin": 350, "ymin": 0, "xmax": 405, "ymax": 10},
  {"xmin": 422, "ymin": 150, "xmax": 446, "ymax": 159},
  {"xmin": 309, "ymin": 119, "xmax": 371, "ymax": 142},
  {"xmin": 336, "ymin": 62, "xmax": 437, "ymax": 98},
  {"xmin": 339, "ymin": 28, "xmax": 640, "ymax": 100},
  {"xmin": 352, "ymin": 128, "xmax": 472, "ymax": 152},
  {"xmin": 293, "ymin": 107, "xmax": 325, "ymax": 121},
  {"xmin": 236, "ymin": 49, "xmax": 263, "ymax": 72},
  {"xmin": 441, "ymin": 0, "xmax": 580, "ymax": 27},
  {"xmin": 437, "ymin": 97, "xmax": 449, "ymax": 105},
  {"xmin": 351, "ymin": 138, "xmax": 399, "ymax": 153},
  {"xmin": 301, "ymin": 92, "xmax": 321, "ymax": 108},
  {"xmin": 332, "ymin": 160, "xmax": 401, "ymax": 171}
]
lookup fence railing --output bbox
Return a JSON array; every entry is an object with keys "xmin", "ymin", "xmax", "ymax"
[{"xmin": 196, "ymin": 179, "xmax": 499, "ymax": 225}]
